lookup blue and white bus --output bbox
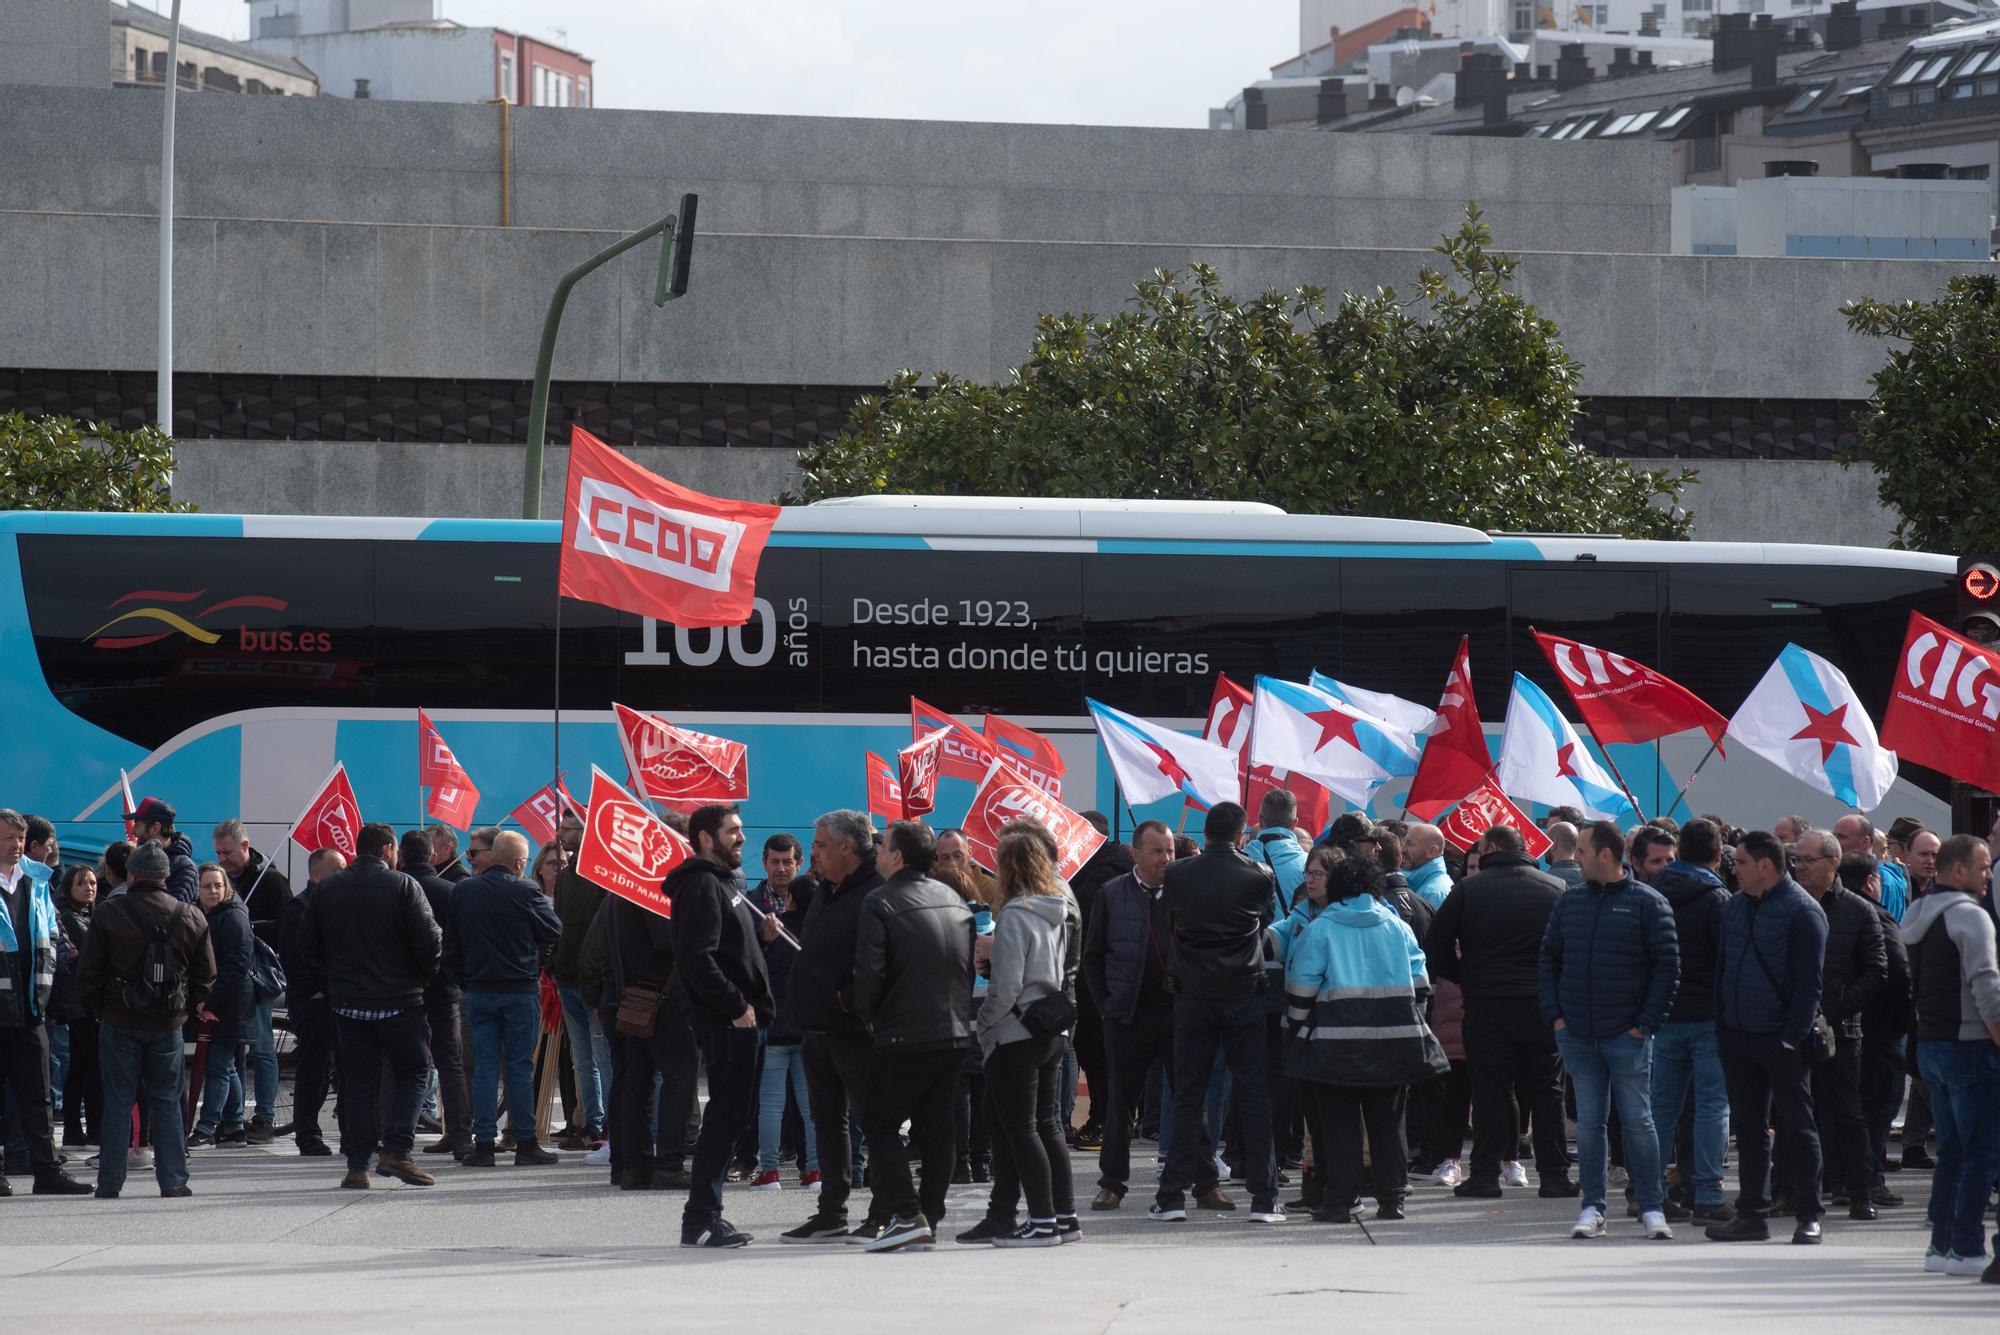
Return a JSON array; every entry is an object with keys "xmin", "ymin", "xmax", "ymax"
[{"xmin": 0, "ymin": 499, "xmax": 1952, "ymax": 877}]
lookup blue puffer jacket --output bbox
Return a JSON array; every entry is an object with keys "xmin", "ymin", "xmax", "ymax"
[
  {"xmin": 1650, "ymin": 860, "xmax": 1727, "ymax": 1024},
  {"xmin": 1715, "ymin": 876, "xmax": 1827, "ymax": 1047},
  {"xmin": 1406, "ymin": 857, "xmax": 1451, "ymax": 911},
  {"xmin": 1537, "ymin": 874, "xmax": 1679, "ymax": 1039},
  {"xmin": 1279, "ymin": 894, "xmax": 1447, "ymax": 1087},
  {"xmin": 205, "ymin": 895, "xmax": 256, "ymax": 1021}
]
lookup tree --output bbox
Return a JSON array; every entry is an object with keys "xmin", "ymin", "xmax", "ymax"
[
  {"xmin": 793, "ymin": 207, "xmax": 1693, "ymax": 538},
  {"xmin": 1843, "ymin": 275, "xmax": 2000, "ymax": 553},
  {"xmin": 0, "ymin": 412, "xmax": 189, "ymax": 513}
]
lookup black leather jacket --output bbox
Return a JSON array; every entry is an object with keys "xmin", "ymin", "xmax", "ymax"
[
  {"xmin": 1163, "ymin": 844, "xmax": 1276, "ymax": 1001},
  {"xmin": 853, "ymin": 869, "xmax": 977, "ymax": 1051}
]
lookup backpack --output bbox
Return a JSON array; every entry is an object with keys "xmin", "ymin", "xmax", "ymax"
[
  {"xmin": 250, "ymin": 934, "xmax": 288, "ymax": 1004},
  {"xmin": 122, "ymin": 917, "xmax": 189, "ymax": 1020}
]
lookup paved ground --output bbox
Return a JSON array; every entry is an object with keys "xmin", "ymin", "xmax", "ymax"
[{"xmin": 2, "ymin": 1144, "xmax": 1992, "ymax": 1333}]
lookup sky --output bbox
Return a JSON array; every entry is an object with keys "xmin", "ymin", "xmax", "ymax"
[{"xmin": 149, "ymin": 0, "xmax": 1297, "ymax": 128}]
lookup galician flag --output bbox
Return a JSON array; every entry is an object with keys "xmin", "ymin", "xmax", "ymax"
[
  {"xmin": 1496, "ymin": 674, "xmax": 1636, "ymax": 822},
  {"xmin": 1250, "ymin": 677, "xmax": 1422, "ymax": 806},
  {"xmin": 1726, "ymin": 643, "xmax": 1898, "ymax": 810},
  {"xmin": 1087, "ymin": 699, "xmax": 1241, "ymax": 809},
  {"xmin": 1308, "ymin": 672, "xmax": 1439, "ymax": 738}
]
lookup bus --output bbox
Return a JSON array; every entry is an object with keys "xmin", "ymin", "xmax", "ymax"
[{"xmin": 1, "ymin": 499, "xmax": 1952, "ymax": 878}]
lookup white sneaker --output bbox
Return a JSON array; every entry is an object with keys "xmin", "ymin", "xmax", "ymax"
[
  {"xmin": 1924, "ymin": 1246, "xmax": 1955, "ymax": 1273},
  {"xmin": 1502, "ymin": 1160, "xmax": 1530, "ymax": 1188},
  {"xmin": 1944, "ymin": 1252, "xmax": 1988, "ymax": 1277},
  {"xmin": 1609, "ymin": 1165, "xmax": 1629, "ymax": 1187},
  {"xmin": 130, "ymin": 1148, "xmax": 153, "ymax": 1168},
  {"xmin": 1247, "ymin": 1208, "xmax": 1287, "ymax": 1224},
  {"xmin": 583, "ymin": 1143, "xmax": 612, "ymax": 1167},
  {"xmin": 1571, "ymin": 1207, "xmax": 1607, "ymax": 1239},
  {"xmin": 1431, "ymin": 1160, "xmax": 1465, "ymax": 1187},
  {"xmin": 1640, "ymin": 1209, "xmax": 1673, "ymax": 1240},
  {"xmin": 1212, "ymin": 1154, "xmax": 1231, "ymax": 1181}
]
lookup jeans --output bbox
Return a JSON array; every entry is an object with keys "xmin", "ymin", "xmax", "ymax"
[
  {"xmin": 1916, "ymin": 1038, "xmax": 2000, "ymax": 1260},
  {"xmin": 1098, "ymin": 1006, "xmax": 1177, "ymax": 1195},
  {"xmin": 1463, "ymin": 997, "xmax": 1570, "ymax": 1184},
  {"xmin": 1650, "ymin": 1019, "xmax": 1729, "ymax": 1205},
  {"xmin": 1157, "ymin": 993, "xmax": 1275, "ymax": 1212},
  {"xmin": 1859, "ymin": 1030, "xmax": 1907, "ymax": 1185},
  {"xmin": 685, "ymin": 1020, "xmax": 764, "ymax": 1230},
  {"xmin": 47, "ymin": 1022, "xmax": 69, "ymax": 1117},
  {"xmin": 289, "ymin": 996, "xmax": 336, "ymax": 1148},
  {"xmin": 465, "ymin": 991, "xmax": 542, "ymax": 1145},
  {"xmin": 1717, "ymin": 1025, "xmax": 1822, "ymax": 1224},
  {"xmin": 247, "ymin": 1000, "xmax": 279, "ymax": 1124},
  {"xmin": 195, "ymin": 1008, "xmax": 247, "ymax": 1134},
  {"xmin": 1556, "ymin": 1028, "xmax": 1662, "ymax": 1213},
  {"xmin": 862, "ymin": 1045, "xmax": 963, "ymax": 1226},
  {"xmin": 758, "ymin": 1042, "xmax": 818, "ymax": 1173},
  {"xmin": 333, "ymin": 1008, "xmax": 432, "ymax": 1170},
  {"xmin": 802, "ymin": 1029, "xmax": 875, "ymax": 1221},
  {"xmin": 986, "ymin": 1032, "xmax": 1073, "ymax": 1221},
  {"xmin": 557, "ymin": 981, "xmax": 614, "ymax": 1130},
  {"xmin": 97, "ymin": 1024, "xmax": 189, "ymax": 1195}
]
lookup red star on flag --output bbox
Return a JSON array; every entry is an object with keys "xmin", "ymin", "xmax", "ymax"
[
  {"xmin": 1306, "ymin": 706, "xmax": 1363, "ymax": 753},
  {"xmin": 1145, "ymin": 741, "xmax": 1191, "ymax": 790},
  {"xmin": 1555, "ymin": 743, "xmax": 1581, "ymax": 779},
  {"xmin": 1791, "ymin": 701, "xmax": 1858, "ymax": 763}
]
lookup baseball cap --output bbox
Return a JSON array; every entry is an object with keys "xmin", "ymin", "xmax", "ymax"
[{"xmin": 130, "ymin": 796, "xmax": 176, "ymax": 827}]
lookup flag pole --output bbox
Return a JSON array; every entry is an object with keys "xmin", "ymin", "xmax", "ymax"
[
  {"xmin": 1662, "ymin": 737, "xmax": 1722, "ymax": 821},
  {"xmin": 1587, "ymin": 729, "xmax": 1649, "ymax": 824},
  {"xmin": 552, "ymin": 593, "xmax": 564, "ymax": 792}
]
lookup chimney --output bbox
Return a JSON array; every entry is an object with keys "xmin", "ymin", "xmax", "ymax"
[
  {"xmin": 1369, "ymin": 83, "xmax": 1396, "ymax": 109},
  {"xmin": 1242, "ymin": 86, "xmax": 1268, "ymax": 130},
  {"xmin": 1535, "ymin": 64, "xmax": 1553, "ymax": 82},
  {"xmin": 1515, "ymin": 61, "xmax": 1532, "ymax": 83},
  {"xmin": 1749, "ymin": 15, "xmax": 1779, "ymax": 89},
  {"xmin": 1825, "ymin": 1, "xmax": 1862, "ymax": 51},
  {"xmin": 1555, "ymin": 43, "xmax": 1594, "ymax": 89},
  {"xmin": 1714, "ymin": 13, "xmax": 1749, "ymax": 70},
  {"xmin": 1317, "ymin": 76, "xmax": 1349, "ymax": 124},
  {"xmin": 1456, "ymin": 51, "xmax": 1497, "ymax": 108},
  {"xmin": 1484, "ymin": 70, "xmax": 1511, "ymax": 128},
  {"xmin": 1610, "ymin": 47, "xmax": 1634, "ymax": 78},
  {"xmin": 1637, "ymin": 51, "xmax": 1655, "ymax": 70},
  {"xmin": 353, "ymin": 77, "xmax": 371, "ymax": 99}
]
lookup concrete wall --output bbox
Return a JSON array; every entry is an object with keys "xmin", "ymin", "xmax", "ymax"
[
  {"xmin": 0, "ymin": 206, "xmax": 1973, "ymax": 398},
  {"xmin": 1668, "ymin": 457, "xmax": 1898, "ymax": 547},
  {"xmin": 0, "ymin": 83, "xmax": 1673, "ymax": 250},
  {"xmin": 0, "ymin": 0, "xmax": 108, "ymax": 88}
]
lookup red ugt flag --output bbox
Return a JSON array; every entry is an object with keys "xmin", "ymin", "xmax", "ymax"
[
  {"xmin": 1439, "ymin": 776, "xmax": 1553, "ymax": 859},
  {"xmin": 418, "ymin": 709, "xmax": 481, "ymax": 830},
  {"xmin": 289, "ymin": 763, "xmax": 362, "ymax": 860},
  {"xmin": 1534, "ymin": 630, "xmax": 1728, "ymax": 750},
  {"xmin": 961, "ymin": 759, "xmax": 1106, "ymax": 881},
  {"xmin": 558, "ymin": 426, "xmax": 780, "ymax": 628},
  {"xmin": 899, "ymin": 729, "xmax": 949, "ymax": 818},
  {"xmin": 574, "ymin": 766, "xmax": 690, "ymax": 920},
  {"xmin": 1882, "ymin": 611, "xmax": 2000, "ymax": 792},
  {"xmin": 864, "ymin": 751, "xmax": 904, "ymax": 825},
  {"xmin": 612, "ymin": 702, "xmax": 749, "ymax": 804},
  {"xmin": 1406, "ymin": 637, "xmax": 1495, "ymax": 821}
]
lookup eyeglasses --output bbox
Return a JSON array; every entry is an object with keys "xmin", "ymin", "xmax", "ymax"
[
  {"xmin": 470, "ymin": 844, "xmax": 491, "ymax": 855},
  {"xmin": 1304, "ymin": 870, "xmax": 1330, "ymax": 881}
]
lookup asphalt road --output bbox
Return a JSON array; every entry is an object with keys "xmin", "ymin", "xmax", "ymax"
[{"xmin": 2, "ymin": 1143, "xmax": 1992, "ymax": 1332}]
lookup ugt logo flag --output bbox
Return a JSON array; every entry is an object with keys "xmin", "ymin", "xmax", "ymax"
[
  {"xmin": 574, "ymin": 766, "xmax": 691, "ymax": 919},
  {"xmin": 961, "ymin": 758, "xmax": 1106, "ymax": 880},
  {"xmin": 289, "ymin": 763, "xmax": 362, "ymax": 860},
  {"xmin": 559, "ymin": 426, "xmax": 779, "ymax": 628},
  {"xmin": 1882, "ymin": 612, "xmax": 1999, "ymax": 791}
]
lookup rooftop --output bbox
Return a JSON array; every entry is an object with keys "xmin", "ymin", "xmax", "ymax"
[{"xmin": 112, "ymin": 1, "xmax": 317, "ymax": 82}]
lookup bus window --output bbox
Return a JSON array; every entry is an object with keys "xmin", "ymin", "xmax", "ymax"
[{"xmin": 1340, "ymin": 560, "xmax": 1508, "ymax": 706}]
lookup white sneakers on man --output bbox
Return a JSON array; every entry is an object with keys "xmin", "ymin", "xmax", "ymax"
[
  {"xmin": 1571, "ymin": 1207, "xmax": 1607, "ymax": 1239},
  {"xmin": 1640, "ymin": 1210, "xmax": 1673, "ymax": 1240},
  {"xmin": 1501, "ymin": 1160, "xmax": 1530, "ymax": 1188},
  {"xmin": 1429, "ymin": 1160, "xmax": 1464, "ymax": 1187}
]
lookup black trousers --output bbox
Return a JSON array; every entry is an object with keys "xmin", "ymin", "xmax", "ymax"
[
  {"xmin": 802, "ymin": 1028, "xmax": 875, "ymax": 1222},
  {"xmin": 1097, "ymin": 1005, "xmax": 1176, "ymax": 1196},
  {"xmin": 1462, "ymin": 997, "xmax": 1568, "ymax": 1184},
  {"xmin": 62, "ymin": 1015, "xmax": 103, "ymax": 1142},
  {"xmin": 1306, "ymin": 1079, "xmax": 1408, "ymax": 1209},
  {"xmin": 613, "ymin": 1000, "xmax": 697, "ymax": 1183},
  {"xmin": 1265, "ymin": 1011, "xmax": 1300, "ymax": 1164},
  {"xmin": 986, "ymin": 1032, "xmax": 1073, "ymax": 1221},
  {"xmin": 424, "ymin": 991, "xmax": 471, "ymax": 1148},
  {"xmin": 1809, "ymin": 1030, "xmax": 1870, "ymax": 1197},
  {"xmin": 0, "ymin": 1020, "xmax": 58, "ymax": 1177},
  {"xmin": 1073, "ymin": 990, "xmax": 1107, "ymax": 1132},
  {"xmin": 289, "ymin": 996, "xmax": 336, "ymax": 1147},
  {"xmin": 333, "ymin": 1008, "xmax": 431, "ymax": 1171},
  {"xmin": 1419, "ymin": 1059, "xmax": 1473, "ymax": 1167},
  {"xmin": 954, "ymin": 1068, "xmax": 989, "ymax": 1172},
  {"xmin": 1859, "ymin": 1029, "xmax": 1906, "ymax": 1185},
  {"xmin": 862, "ymin": 1045, "xmax": 964, "ymax": 1226},
  {"xmin": 1719, "ymin": 1025, "xmax": 1822, "ymax": 1224}
]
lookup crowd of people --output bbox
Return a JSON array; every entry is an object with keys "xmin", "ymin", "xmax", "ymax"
[{"xmin": 0, "ymin": 791, "xmax": 1996, "ymax": 1279}]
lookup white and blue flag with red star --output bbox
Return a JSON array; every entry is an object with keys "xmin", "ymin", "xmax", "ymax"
[
  {"xmin": 1250, "ymin": 676, "xmax": 1423, "ymax": 807},
  {"xmin": 1496, "ymin": 673, "xmax": 1637, "ymax": 823},
  {"xmin": 1726, "ymin": 643, "xmax": 1898, "ymax": 810},
  {"xmin": 1308, "ymin": 672, "xmax": 1440, "ymax": 738},
  {"xmin": 1087, "ymin": 698, "xmax": 1242, "ymax": 809}
]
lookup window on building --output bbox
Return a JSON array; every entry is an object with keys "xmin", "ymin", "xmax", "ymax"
[
  {"xmin": 1625, "ymin": 109, "xmax": 1660, "ymax": 133},
  {"xmin": 1981, "ymin": 77, "xmax": 2000, "ymax": 97},
  {"xmin": 1781, "ymin": 84, "xmax": 1826, "ymax": 114},
  {"xmin": 577, "ymin": 75, "xmax": 589, "ymax": 107},
  {"xmin": 1890, "ymin": 56, "xmax": 1928, "ymax": 87},
  {"xmin": 1655, "ymin": 104, "xmax": 1693, "ymax": 130},
  {"xmin": 533, "ymin": 65, "xmax": 546, "ymax": 105},
  {"xmin": 131, "ymin": 48, "xmax": 146, "ymax": 81},
  {"xmin": 499, "ymin": 50, "xmax": 514, "ymax": 101},
  {"xmin": 558, "ymin": 73, "xmax": 573, "ymax": 106},
  {"xmin": 1951, "ymin": 164, "xmax": 1991, "ymax": 180},
  {"xmin": 1602, "ymin": 113, "xmax": 1638, "ymax": 135}
]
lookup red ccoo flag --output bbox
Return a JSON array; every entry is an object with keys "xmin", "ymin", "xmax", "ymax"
[
  {"xmin": 1439, "ymin": 776, "xmax": 1552, "ymax": 859},
  {"xmin": 910, "ymin": 696, "xmax": 1000, "ymax": 784},
  {"xmin": 1405, "ymin": 637, "xmax": 1494, "ymax": 821},
  {"xmin": 558, "ymin": 426, "xmax": 780, "ymax": 628},
  {"xmin": 1533, "ymin": 630, "xmax": 1728, "ymax": 751},
  {"xmin": 510, "ymin": 774, "xmax": 579, "ymax": 846},
  {"xmin": 1882, "ymin": 611, "xmax": 2000, "ymax": 793},
  {"xmin": 864, "ymin": 750, "xmax": 904, "ymax": 826},
  {"xmin": 289, "ymin": 763, "xmax": 363, "ymax": 860},
  {"xmin": 418, "ymin": 709, "xmax": 481, "ymax": 830},
  {"xmin": 1199, "ymin": 672, "xmax": 1331, "ymax": 831},
  {"xmin": 574, "ymin": 766, "xmax": 690, "ymax": 920},
  {"xmin": 982, "ymin": 712, "xmax": 1065, "ymax": 798}
]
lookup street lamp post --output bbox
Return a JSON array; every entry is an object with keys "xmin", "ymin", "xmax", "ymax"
[{"xmin": 158, "ymin": 0, "xmax": 183, "ymax": 436}]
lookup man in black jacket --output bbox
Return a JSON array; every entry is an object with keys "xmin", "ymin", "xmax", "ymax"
[
  {"xmin": 426, "ymin": 825, "xmax": 470, "ymax": 883},
  {"xmin": 780, "ymin": 809, "xmax": 888, "ymax": 1244},
  {"xmin": 447, "ymin": 830, "xmax": 562, "ymax": 1167},
  {"xmin": 1150, "ymin": 802, "xmax": 1284, "ymax": 1225},
  {"xmin": 1645, "ymin": 818, "xmax": 1731, "ymax": 1223},
  {"xmin": 1082, "ymin": 820, "xmax": 1178, "ymax": 1210},
  {"xmin": 1838, "ymin": 851, "xmax": 1910, "ymax": 1208},
  {"xmin": 1066, "ymin": 821, "xmax": 1131, "ymax": 1153},
  {"xmin": 671, "ymin": 804, "xmax": 776, "ymax": 1249},
  {"xmin": 128, "ymin": 797, "xmax": 199, "ymax": 906},
  {"xmin": 852, "ymin": 820, "xmax": 977, "ymax": 1251},
  {"xmin": 399, "ymin": 830, "xmax": 472, "ymax": 1160},
  {"xmin": 277, "ymin": 847, "xmax": 344, "ymax": 1156},
  {"xmin": 300, "ymin": 822, "xmax": 443, "ymax": 1190},
  {"xmin": 1426, "ymin": 824, "xmax": 1571, "ymax": 1199},
  {"xmin": 1793, "ymin": 828, "xmax": 1887, "ymax": 1221}
]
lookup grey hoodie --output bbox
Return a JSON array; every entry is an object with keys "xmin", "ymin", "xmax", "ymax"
[
  {"xmin": 977, "ymin": 891, "xmax": 1072, "ymax": 1059},
  {"xmin": 1902, "ymin": 890, "xmax": 2000, "ymax": 1043}
]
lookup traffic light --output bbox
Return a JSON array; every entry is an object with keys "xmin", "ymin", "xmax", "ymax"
[{"xmin": 1959, "ymin": 553, "xmax": 2000, "ymax": 643}]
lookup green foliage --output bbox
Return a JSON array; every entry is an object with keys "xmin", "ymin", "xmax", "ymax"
[
  {"xmin": 1843, "ymin": 274, "xmax": 2000, "ymax": 553},
  {"xmin": 793, "ymin": 207, "xmax": 1692, "ymax": 538},
  {"xmin": 0, "ymin": 412, "xmax": 191, "ymax": 514}
]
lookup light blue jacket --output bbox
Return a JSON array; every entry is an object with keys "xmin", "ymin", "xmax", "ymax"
[
  {"xmin": 1406, "ymin": 856, "xmax": 1452, "ymax": 911},
  {"xmin": 1279, "ymin": 894, "xmax": 1445, "ymax": 1087},
  {"xmin": 1245, "ymin": 828, "xmax": 1307, "ymax": 917}
]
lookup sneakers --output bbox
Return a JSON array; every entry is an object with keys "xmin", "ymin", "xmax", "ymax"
[
  {"xmin": 1868, "ymin": 1184, "xmax": 1905, "ymax": 1208},
  {"xmin": 1659, "ymin": 1199, "xmax": 1692, "ymax": 1223},
  {"xmin": 1247, "ymin": 1207, "xmax": 1287, "ymax": 1224},
  {"xmin": 1072, "ymin": 1124, "xmax": 1104, "ymax": 1151},
  {"xmin": 844, "ymin": 1219, "xmax": 889, "ymax": 1245},
  {"xmin": 1944, "ymin": 1252, "xmax": 1989, "ymax": 1277},
  {"xmin": 955, "ymin": 1216, "xmax": 1018, "ymax": 1244},
  {"xmin": 129, "ymin": 1149, "xmax": 153, "ymax": 1169},
  {"xmin": 32, "ymin": 1172, "xmax": 92, "ymax": 1196},
  {"xmin": 1375, "ymin": 1201, "xmax": 1406, "ymax": 1222},
  {"xmin": 993, "ymin": 1220, "xmax": 1061, "ymax": 1248},
  {"xmin": 1571, "ymin": 1207, "xmax": 1607, "ymax": 1239},
  {"xmin": 1194, "ymin": 1186, "xmax": 1237, "ymax": 1211},
  {"xmin": 778, "ymin": 1216, "xmax": 851, "ymax": 1245},
  {"xmin": 186, "ymin": 1129, "xmax": 216, "ymax": 1150},
  {"xmin": 376, "ymin": 1154, "xmax": 436, "ymax": 1186},
  {"xmin": 245, "ymin": 1119, "xmax": 275, "ymax": 1145},
  {"xmin": 800, "ymin": 1169, "xmax": 822, "ymax": 1189},
  {"xmin": 1982, "ymin": 1256, "xmax": 2000, "ymax": 1284},
  {"xmin": 1925, "ymin": 1246, "xmax": 1956, "ymax": 1273},
  {"xmin": 750, "ymin": 1170, "xmax": 782, "ymax": 1190},
  {"xmin": 1429, "ymin": 1159, "xmax": 1464, "ymax": 1187},
  {"xmin": 214, "ymin": 1126, "xmax": 248, "ymax": 1147},
  {"xmin": 865, "ymin": 1215, "xmax": 935, "ymax": 1253},
  {"xmin": 1640, "ymin": 1210, "xmax": 1673, "ymax": 1240},
  {"xmin": 681, "ymin": 1219, "xmax": 751, "ymax": 1249},
  {"xmin": 1147, "ymin": 1203, "xmax": 1188, "ymax": 1223},
  {"xmin": 1501, "ymin": 1160, "xmax": 1530, "ymax": 1188},
  {"xmin": 1055, "ymin": 1215, "xmax": 1083, "ymax": 1244},
  {"xmin": 298, "ymin": 1141, "xmax": 333, "ymax": 1158},
  {"xmin": 1706, "ymin": 1214, "xmax": 1771, "ymax": 1243},
  {"xmin": 583, "ymin": 1143, "xmax": 612, "ymax": 1167}
]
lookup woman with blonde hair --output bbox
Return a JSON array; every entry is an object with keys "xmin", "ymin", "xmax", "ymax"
[{"xmin": 970, "ymin": 822, "xmax": 1079, "ymax": 1247}]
